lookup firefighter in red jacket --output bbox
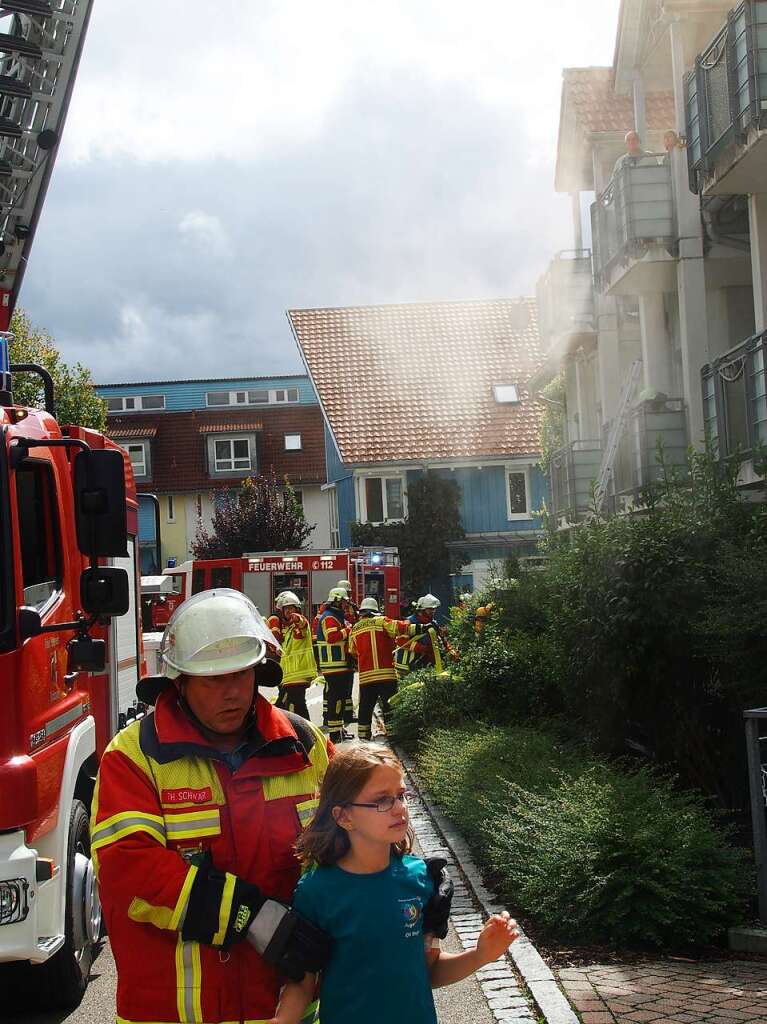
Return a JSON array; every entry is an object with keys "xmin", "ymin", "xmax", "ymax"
[
  {"xmin": 91, "ymin": 589, "xmax": 334, "ymax": 1024},
  {"xmin": 315, "ymin": 587, "xmax": 354, "ymax": 743},
  {"xmin": 348, "ymin": 597, "xmax": 420, "ymax": 740}
]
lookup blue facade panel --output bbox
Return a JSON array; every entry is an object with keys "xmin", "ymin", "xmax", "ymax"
[
  {"xmin": 336, "ymin": 476, "xmax": 356, "ymax": 548},
  {"xmin": 96, "ymin": 375, "xmax": 317, "ymax": 411},
  {"xmin": 137, "ymin": 494, "xmax": 157, "ymax": 542},
  {"xmin": 429, "ymin": 465, "xmax": 545, "ymax": 534},
  {"xmin": 325, "ymin": 423, "xmax": 346, "ymax": 483}
]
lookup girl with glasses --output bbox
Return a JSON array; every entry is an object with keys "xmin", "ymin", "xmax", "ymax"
[{"xmin": 267, "ymin": 743, "xmax": 519, "ymax": 1024}]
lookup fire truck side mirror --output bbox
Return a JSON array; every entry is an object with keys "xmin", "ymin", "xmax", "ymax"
[
  {"xmin": 18, "ymin": 606, "xmax": 42, "ymax": 639},
  {"xmin": 68, "ymin": 635, "xmax": 106, "ymax": 673},
  {"xmin": 80, "ymin": 567, "xmax": 130, "ymax": 617},
  {"xmin": 74, "ymin": 449, "xmax": 128, "ymax": 557}
]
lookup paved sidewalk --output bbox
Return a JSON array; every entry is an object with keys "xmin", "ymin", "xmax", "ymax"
[{"xmin": 558, "ymin": 960, "xmax": 767, "ymax": 1023}]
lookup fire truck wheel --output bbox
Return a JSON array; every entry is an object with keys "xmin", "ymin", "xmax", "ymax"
[{"xmin": 36, "ymin": 799, "xmax": 100, "ymax": 1008}]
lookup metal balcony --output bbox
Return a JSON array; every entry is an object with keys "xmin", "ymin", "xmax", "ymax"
[
  {"xmin": 549, "ymin": 440, "xmax": 602, "ymax": 525},
  {"xmin": 686, "ymin": 0, "xmax": 767, "ymax": 195},
  {"xmin": 607, "ymin": 399, "xmax": 688, "ymax": 513},
  {"xmin": 702, "ymin": 329, "xmax": 767, "ymax": 459},
  {"xmin": 535, "ymin": 250, "xmax": 595, "ymax": 353},
  {"xmin": 590, "ymin": 158, "xmax": 677, "ymax": 295}
]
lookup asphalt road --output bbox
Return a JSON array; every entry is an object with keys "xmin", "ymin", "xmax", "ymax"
[{"xmin": 1, "ymin": 681, "xmax": 494, "ymax": 1024}]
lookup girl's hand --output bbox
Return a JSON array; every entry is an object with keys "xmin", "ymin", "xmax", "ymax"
[{"xmin": 476, "ymin": 912, "xmax": 520, "ymax": 964}]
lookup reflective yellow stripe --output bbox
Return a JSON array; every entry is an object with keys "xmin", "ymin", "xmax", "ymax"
[
  {"xmin": 175, "ymin": 935, "xmax": 186, "ymax": 1022},
  {"xmin": 299, "ymin": 999, "xmax": 320, "ymax": 1024},
  {"xmin": 213, "ymin": 871, "xmax": 236, "ymax": 946},
  {"xmin": 128, "ymin": 896, "xmax": 175, "ymax": 929},
  {"xmin": 263, "ymin": 768, "xmax": 319, "ymax": 801},
  {"xmin": 91, "ymin": 811, "xmax": 166, "ymax": 851},
  {"xmin": 429, "ymin": 628, "xmax": 444, "ymax": 674},
  {"xmin": 175, "ymin": 934, "xmax": 202, "ymax": 1023},
  {"xmin": 170, "ymin": 864, "xmax": 198, "ymax": 931},
  {"xmin": 165, "ymin": 808, "xmax": 221, "ymax": 841},
  {"xmin": 191, "ymin": 941, "xmax": 203, "ymax": 1022},
  {"xmin": 296, "ymin": 797, "xmax": 319, "ymax": 827}
]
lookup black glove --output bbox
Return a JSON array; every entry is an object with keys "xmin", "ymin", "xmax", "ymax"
[
  {"xmin": 423, "ymin": 857, "xmax": 453, "ymax": 939},
  {"xmin": 246, "ymin": 900, "xmax": 333, "ymax": 981},
  {"xmin": 182, "ymin": 858, "xmax": 332, "ymax": 979}
]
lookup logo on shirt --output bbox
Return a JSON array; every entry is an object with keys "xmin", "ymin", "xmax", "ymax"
[
  {"xmin": 402, "ymin": 902, "xmax": 420, "ymax": 925},
  {"xmin": 162, "ymin": 787, "xmax": 213, "ymax": 805},
  {"xmin": 399, "ymin": 898, "xmax": 423, "ymax": 938}
]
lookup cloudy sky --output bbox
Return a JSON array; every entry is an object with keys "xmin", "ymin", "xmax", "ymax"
[{"xmin": 19, "ymin": 0, "xmax": 618, "ymax": 383}]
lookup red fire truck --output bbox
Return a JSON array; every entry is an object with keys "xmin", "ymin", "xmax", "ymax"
[
  {"xmin": 163, "ymin": 547, "xmax": 402, "ymax": 619},
  {"xmin": 0, "ymin": 1, "xmax": 142, "ymax": 1009}
]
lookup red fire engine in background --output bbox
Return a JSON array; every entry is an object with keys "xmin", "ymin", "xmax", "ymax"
[
  {"xmin": 159, "ymin": 547, "xmax": 402, "ymax": 623},
  {"xmin": 0, "ymin": 1, "xmax": 143, "ymax": 1010}
]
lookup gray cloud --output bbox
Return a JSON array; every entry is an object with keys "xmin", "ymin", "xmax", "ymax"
[{"xmin": 19, "ymin": 67, "xmax": 574, "ymax": 383}]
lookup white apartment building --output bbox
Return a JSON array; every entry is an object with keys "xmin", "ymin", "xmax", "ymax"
[{"xmin": 535, "ymin": 0, "xmax": 766, "ymax": 523}]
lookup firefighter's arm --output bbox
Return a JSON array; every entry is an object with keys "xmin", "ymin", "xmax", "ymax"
[
  {"xmin": 322, "ymin": 615, "xmax": 348, "ymax": 645},
  {"xmin": 268, "ymin": 616, "xmax": 284, "ymax": 645},
  {"xmin": 347, "ymin": 628, "xmax": 357, "ymax": 657}
]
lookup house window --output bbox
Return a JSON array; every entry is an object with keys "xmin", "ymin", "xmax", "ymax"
[
  {"xmin": 205, "ymin": 387, "xmax": 297, "ymax": 407},
  {"xmin": 361, "ymin": 475, "xmax": 405, "ymax": 523},
  {"xmin": 493, "ymin": 384, "xmax": 519, "ymax": 404},
  {"xmin": 106, "ymin": 394, "xmax": 165, "ymax": 413},
  {"xmin": 274, "ymin": 387, "xmax": 299, "ymax": 403},
  {"xmin": 284, "ymin": 433, "xmax": 302, "ymax": 451},
  {"xmin": 506, "ymin": 467, "xmax": 531, "ymax": 519},
  {"xmin": 166, "ymin": 494, "xmax": 175, "ymax": 523},
  {"xmin": 214, "ymin": 437, "xmax": 251, "ymax": 472},
  {"xmin": 127, "ymin": 442, "xmax": 149, "ymax": 479}
]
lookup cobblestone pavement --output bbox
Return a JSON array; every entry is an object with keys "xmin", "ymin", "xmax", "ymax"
[
  {"xmin": 408, "ymin": 795, "xmax": 538, "ymax": 1022},
  {"xmin": 558, "ymin": 960, "xmax": 767, "ymax": 1024}
]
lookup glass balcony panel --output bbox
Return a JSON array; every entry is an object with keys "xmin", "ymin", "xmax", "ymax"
[
  {"xmin": 752, "ymin": 395, "xmax": 767, "ymax": 436},
  {"xmin": 723, "ymin": 370, "xmax": 749, "ymax": 452}
]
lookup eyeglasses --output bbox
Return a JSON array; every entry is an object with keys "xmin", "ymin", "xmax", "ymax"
[{"xmin": 346, "ymin": 791, "xmax": 413, "ymax": 813}]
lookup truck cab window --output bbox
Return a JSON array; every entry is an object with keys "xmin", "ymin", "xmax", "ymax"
[
  {"xmin": 210, "ymin": 566, "xmax": 232, "ymax": 589},
  {"xmin": 15, "ymin": 461, "xmax": 62, "ymax": 610}
]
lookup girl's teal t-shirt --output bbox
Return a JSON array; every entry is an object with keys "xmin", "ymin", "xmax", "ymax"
[{"xmin": 292, "ymin": 854, "xmax": 437, "ymax": 1024}]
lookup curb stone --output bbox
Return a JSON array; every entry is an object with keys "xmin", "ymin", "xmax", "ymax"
[{"xmin": 394, "ymin": 743, "xmax": 579, "ymax": 1024}]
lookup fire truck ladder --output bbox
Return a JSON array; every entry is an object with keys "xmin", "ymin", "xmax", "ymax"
[
  {"xmin": 352, "ymin": 555, "xmax": 365, "ymax": 603},
  {"xmin": 0, "ymin": 0, "xmax": 94, "ymax": 326},
  {"xmin": 593, "ymin": 360, "xmax": 642, "ymax": 513}
]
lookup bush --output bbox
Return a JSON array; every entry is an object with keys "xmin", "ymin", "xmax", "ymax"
[
  {"xmin": 414, "ymin": 726, "xmax": 749, "ymax": 949},
  {"xmin": 389, "ymin": 670, "xmax": 468, "ymax": 749}
]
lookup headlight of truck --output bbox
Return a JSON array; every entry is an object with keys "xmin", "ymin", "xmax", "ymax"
[{"xmin": 0, "ymin": 878, "xmax": 30, "ymax": 925}]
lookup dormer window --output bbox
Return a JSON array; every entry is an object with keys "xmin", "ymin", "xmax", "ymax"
[{"xmin": 493, "ymin": 385, "xmax": 519, "ymax": 404}]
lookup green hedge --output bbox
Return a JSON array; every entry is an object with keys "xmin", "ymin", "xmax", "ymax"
[{"xmin": 413, "ymin": 726, "xmax": 749, "ymax": 949}]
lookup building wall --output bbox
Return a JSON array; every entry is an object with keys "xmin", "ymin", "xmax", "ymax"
[
  {"xmin": 97, "ymin": 375, "xmax": 317, "ymax": 410},
  {"xmin": 300, "ymin": 485, "xmax": 330, "ymax": 548}
]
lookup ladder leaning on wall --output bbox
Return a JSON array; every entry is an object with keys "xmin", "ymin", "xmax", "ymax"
[{"xmin": 593, "ymin": 360, "xmax": 643, "ymax": 513}]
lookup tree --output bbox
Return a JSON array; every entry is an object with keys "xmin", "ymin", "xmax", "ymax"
[
  {"xmin": 192, "ymin": 474, "xmax": 315, "ymax": 558},
  {"xmin": 8, "ymin": 309, "xmax": 106, "ymax": 430},
  {"xmin": 352, "ymin": 472, "xmax": 465, "ymax": 600}
]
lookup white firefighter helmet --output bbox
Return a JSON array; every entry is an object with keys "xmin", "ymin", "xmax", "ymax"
[
  {"xmin": 359, "ymin": 596, "xmax": 380, "ymax": 614},
  {"xmin": 160, "ymin": 589, "xmax": 273, "ymax": 679},
  {"xmin": 274, "ymin": 590, "xmax": 302, "ymax": 610},
  {"xmin": 328, "ymin": 586, "xmax": 348, "ymax": 603},
  {"xmin": 416, "ymin": 593, "xmax": 441, "ymax": 611},
  {"xmin": 337, "ymin": 579, "xmax": 353, "ymax": 595}
]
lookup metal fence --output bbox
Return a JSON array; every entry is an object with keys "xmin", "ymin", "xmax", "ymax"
[
  {"xmin": 686, "ymin": 0, "xmax": 767, "ymax": 191},
  {"xmin": 701, "ymin": 329, "xmax": 767, "ymax": 456},
  {"xmin": 591, "ymin": 158, "xmax": 676, "ymax": 288}
]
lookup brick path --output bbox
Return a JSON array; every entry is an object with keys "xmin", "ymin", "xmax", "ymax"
[{"xmin": 558, "ymin": 960, "xmax": 767, "ymax": 1023}]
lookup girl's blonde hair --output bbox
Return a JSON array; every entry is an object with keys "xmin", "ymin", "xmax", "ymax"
[{"xmin": 295, "ymin": 742, "xmax": 414, "ymax": 866}]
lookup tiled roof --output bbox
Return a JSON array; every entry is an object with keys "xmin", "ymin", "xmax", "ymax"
[
  {"xmin": 198, "ymin": 422, "xmax": 263, "ymax": 433},
  {"xmin": 110, "ymin": 426, "xmax": 158, "ymax": 439},
  {"xmin": 289, "ymin": 299, "xmax": 544, "ymax": 464},
  {"xmin": 96, "ymin": 373, "xmax": 306, "ymax": 388},
  {"xmin": 107, "ymin": 406, "xmax": 326, "ymax": 492},
  {"xmin": 563, "ymin": 67, "xmax": 675, "ymax": 136}
]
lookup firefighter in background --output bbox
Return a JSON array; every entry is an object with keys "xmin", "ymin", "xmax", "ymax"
[
  {"xmin": 348, "ymin": 597, "xmax": 420, "ymax": 740},
  {"xmin": 267, "ymin": 590, "xmax": 317, "ymax": 721},
  {"xmin": 336, "ymin": 578, "xmax": 358, "ymax": 624},
  {"xmin": 316, "ymin": 587, "xmax": 355, "ymax": 743},
  {"xmin": 474, "ymin": 601, "xmax": 495, "ymax": 635},
  {"xmin": 91, "ymin": 589, "xmax": 333, "ymax": 1024},
  {"xmin": 395, "ymin": 593, "xmax": 451, "ymax": 677}
]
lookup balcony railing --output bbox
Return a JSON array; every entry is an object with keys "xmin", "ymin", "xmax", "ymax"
[
  {"xmin": 549, "ymin": 440, "xmax": 603, "ymax": 523},
  {"xmin": 608, "ymin": 400, "xmax": 688, "ymax": 510},
  {"xmin": 686, "ymin": 0, "xmax": 767, "ymax": 191},
  {"xmin": 549, "ymin": 401, "xmax": 688, "ymax": 523},
  {"xmin": 590, "ymin": 158, "xmax": 676, "ymax": 289},
  {"xmin": 701, "ymin": 329, "xmax": 767, "ymax": 457},
  {"xmin": 535, "ymin": 250, "xmax": 595, "ymax": 349}
]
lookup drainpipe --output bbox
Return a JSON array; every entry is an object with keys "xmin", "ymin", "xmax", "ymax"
[{"xmin": 632, "ymin": 73, "xmax": 647, "ymax": 144}]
